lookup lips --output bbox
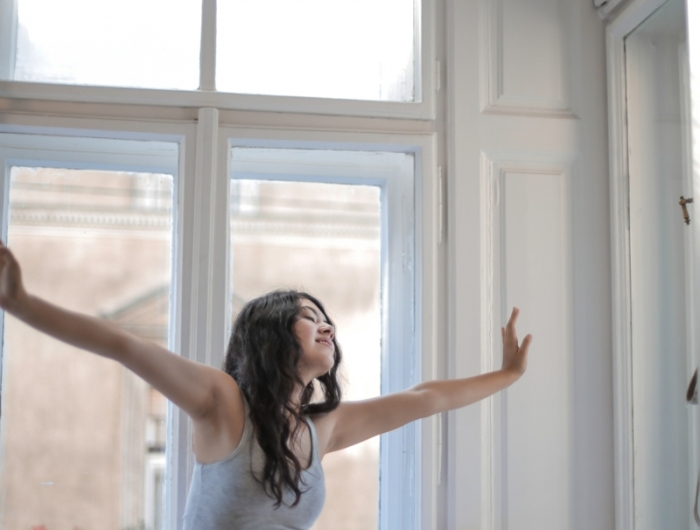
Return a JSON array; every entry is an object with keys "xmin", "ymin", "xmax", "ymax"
[{"xmin": 316, "ymin": 339, "xmax": 333, "ymax": 348}]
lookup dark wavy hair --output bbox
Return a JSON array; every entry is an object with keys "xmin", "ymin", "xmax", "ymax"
[{"xmin": 222, "ymin": 289, "xmax": 342, "ymax": 507}]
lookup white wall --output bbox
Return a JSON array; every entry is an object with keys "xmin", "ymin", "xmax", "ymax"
[{"xmin": 445, "ymin": 0, "xmax": 614, "ymax": 528}]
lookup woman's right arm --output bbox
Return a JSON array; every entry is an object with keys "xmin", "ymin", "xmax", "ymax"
[{"xmin": 0, "ymin": 241, "xmax": 231, "ymax": 422}]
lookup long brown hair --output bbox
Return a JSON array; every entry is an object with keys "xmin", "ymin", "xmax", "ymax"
[{"xmin": 222, "ymin": 290, "xmax": 342, "ymax": 507}]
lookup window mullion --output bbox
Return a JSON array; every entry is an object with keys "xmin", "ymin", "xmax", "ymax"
[
  {"xmin": 0, "ymin": 0, "xmax": 17, "ymax": 79},
  {"xmin": 199, "ymin": 0, "xmax": 217, "ymax": 91}
]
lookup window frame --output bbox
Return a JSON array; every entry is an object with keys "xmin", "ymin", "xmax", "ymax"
[
  {"xmin": 0, "ymin": 94, "xmax": 441, "ymax": 529},
  {"xmin": 217, "ymin": 127, "xmax": 441, "ymax": 529},
  {"xmin": 0, "ymin": 131, "xmax": 183, "ymax": 528},
  {"xmin": 0, "ymin": 0, "xmax": 435, "ymax": 120},
  {"xmin": 227, "ymin": 145, "xmax": 417, "ymax": 529}
]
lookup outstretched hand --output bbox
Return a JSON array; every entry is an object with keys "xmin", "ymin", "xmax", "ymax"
[
  {"xmin": 501, "ymin": 307, "xmax": 532, "ymax": 378},
  {"xmin": 0, "ymin": 241, "xmax": 28, "ymax": 314}
]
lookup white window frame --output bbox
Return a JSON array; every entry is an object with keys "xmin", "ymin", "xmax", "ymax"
[
  {"xmin": 605, "ymin": 1, "xmax": 694, "ymax": 529},
  {"xmin": 0, "ymin": 130, "xmax": 184, "ymax": 527},
  {"xmin": 227, "ymin": 145, "xmax": 417, "ymax": 529},
  {"xmin": 216, "ymin": 127, "xmax": 440, "ymax": 530},
  {"xmin": 145, "ymin": 453, "xmax": 167, "ymax": 530},
  {"xmin": 0, "ymin": 0, "xmax": 436, "ymax": 120},
  {"xmin": 0, "ymin": 99, "xmax": 441, "ymax": 529}
]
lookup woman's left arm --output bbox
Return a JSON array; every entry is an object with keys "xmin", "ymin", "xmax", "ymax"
[{"xmin": 316, "ymin": 307, "xmax": 532, "ymax": 455}]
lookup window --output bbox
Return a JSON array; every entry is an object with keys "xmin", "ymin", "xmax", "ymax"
[
  {"xmin": 0, "ymin": 0, "xmax": 433, "ymax": 119},
  {"xmin": 216, "ymin": 0, "xmax": 415, "ymax": 101},
  {"xmin": 1, "ymin": 0, "xmax": 420, "ymax": 102},
  {"xmin": 13, "ymin": 0, "xmax": 201, "ymax": 89},
  {"xmin": 0, "ymin": 0, "xmax": 440, "ymax": 521},
  {"xmin": 0, "ymin": 134, "xmax": 178, "ymax": 530},
  {"xmin": 228, "ymin": 147, "xmax": 419, "ymax": 529}
]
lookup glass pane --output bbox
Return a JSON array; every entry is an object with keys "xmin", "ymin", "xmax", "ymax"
[
  {"xmin": 625, "ymin": 0, "xmax": 691, "ymax": 526},
  {"xmin": 14, "ymin": 0, "xmax": 201, "ymax": 89},
  {"xmin": 217, "ymin": 0, "xmax": 415, "ymax": 101},
  {"xmin": 0, "ymin": 167, "xmax": 173, "ymax": 530},
  {"xmin": 230, "ymin": 179, "xmax": 381, "ymax": 529}
]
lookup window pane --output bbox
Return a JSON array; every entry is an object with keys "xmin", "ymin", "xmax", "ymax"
[
  {"xmin": 230, "ymin": 179, "xmax": 381, "ymax": 529},
  {"xmin": 14, "ymin": 0, "xmax": 201, "ymax": 89},
  {"xmin": 0, "ymin": 167, "xmax": 173, "ymax": 530},
  {"xmin": 217, "ymin": 0, "xmax": 416, "ymax": 101}
]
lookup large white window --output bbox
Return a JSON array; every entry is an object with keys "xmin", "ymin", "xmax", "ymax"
[{"xmin": 0, "ymin": 0, "xmax": 440, "ymax": 524}]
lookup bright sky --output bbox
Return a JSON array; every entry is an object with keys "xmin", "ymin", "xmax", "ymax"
[{"xmin": 15, "ymin": 0, "xmax": 415, "ymax": 101}]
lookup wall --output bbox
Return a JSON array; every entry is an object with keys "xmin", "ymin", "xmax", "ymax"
[{"xmin": 445, "ymin": 0, "xmax": 614, "ymax": 528}]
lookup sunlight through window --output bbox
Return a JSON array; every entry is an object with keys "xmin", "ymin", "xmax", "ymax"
[
  {"xmin": 217, "ymin": 0, "xmax": 416, "ymax": 101},
  {"xmin": 14, "ymin": 0, "xmax": 201, "ymax": 89}
]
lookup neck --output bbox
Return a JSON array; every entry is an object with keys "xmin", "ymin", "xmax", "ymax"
[{"xmin": 290, "ymin": 385, "xmax": 305, "ymax": 413}]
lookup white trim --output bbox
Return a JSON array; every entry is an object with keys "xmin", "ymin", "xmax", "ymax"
[
  {"xmin": 0, "ymin": 81, "xmax": 433, "ymax": 121},
  {"xmin": 0, "ymin": 132, "xmax": 178, "ymax": 172},
  {"xmin": 598, "ymin": 0, "xmax": 634, "ymax": 20},
  {"xmin": 0, "ymin": 128, "xmax": 189, "ymax": 530},
  {"xmin": 144, "ymin": 453, "xmax": 167, "ymax": 530},
  {"xmin": 167, "ymin": 123, "xmax": 199, "ymax": 530},
  {"xmin": 0, "ymin": 0, "xmax": 17, "ymax": 80},
  {"xmin": 605, "ymin": 1, "xmax": 669, "ymax": 529},
  {"xmin": 221, "ymin": 126, "xmax": 440, "ymax": 530},
  {"xmin": 199, "ymin": 0, "xmax": 217, "ymax": 92},
  {"xmin": 478, "ymin": 0, "xmax": 580, "ymax": 119},
  {"xmin": 479, "ymin": 149, "xmax": 576, "ymax": 530},
  {"xmin": 479, "ymin": 151, "xmax": 496, "ymax": 530}
]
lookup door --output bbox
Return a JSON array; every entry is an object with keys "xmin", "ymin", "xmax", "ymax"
[{"xmin": 624, "ymin": 0, "xmax": 699, "ymax": 527}]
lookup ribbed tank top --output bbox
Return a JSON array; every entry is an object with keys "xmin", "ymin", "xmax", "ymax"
[{"xmin": 182, "ymin": 399, "xmax": 326, "ymax": 530}]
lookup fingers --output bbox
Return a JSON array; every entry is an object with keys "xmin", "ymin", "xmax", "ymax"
[
  {"xmin": 504, "ymin": 307, "xmax": 533, "ymax": 352},
  {"xmin": 519, "ymin": 333, "xmax": 533, "ymax": 354},
  {"xmin": 506, "ymin": 307, "xmax": 520, "ymax": 328}
]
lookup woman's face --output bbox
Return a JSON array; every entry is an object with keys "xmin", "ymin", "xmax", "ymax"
[{"xmin": 294, "ymin": 298, "xmax": 335, "ymax": 381}]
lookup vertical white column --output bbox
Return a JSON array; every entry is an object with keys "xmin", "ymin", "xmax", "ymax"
[
  {"xmin": 0, "ymin": 0, "xmax": 18, "ymax": 79},
  {"xmin": 192, "ymin": 107, "xmax": 228, "ymax": 367},
  {"xmin": 167, "ymin": 108, "xmax": 228, "ymax": 529},
  {"xmin": 199, "ymin": 0, "xmax": 217, "ymax": 91},
  {"xmin": 684, "ymin": 0, "xmax": 700, "ymax": 525}
]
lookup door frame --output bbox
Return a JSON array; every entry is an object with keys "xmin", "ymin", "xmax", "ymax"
[{"xmin": 606, "ymin": 0, "xmax": 683, "ymax": 528}]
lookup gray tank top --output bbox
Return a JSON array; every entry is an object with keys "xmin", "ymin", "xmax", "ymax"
[{"xmin": 182, "ymin": 399, "xmax": 325, "ymax": 530}]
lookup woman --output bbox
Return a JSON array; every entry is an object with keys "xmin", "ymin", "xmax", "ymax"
[{"xmin": 0, "ymin": 241, "xmax": 532, "ymax": 529}]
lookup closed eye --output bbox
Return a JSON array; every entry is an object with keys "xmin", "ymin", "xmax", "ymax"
[{"xmin": 299, "ymin": 305, "xmax": 330, "ymax": 326}]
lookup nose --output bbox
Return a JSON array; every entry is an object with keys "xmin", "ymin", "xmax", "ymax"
[{"xmin": 321, "ymin": 323, "xmax": 334, "ymax": 340}]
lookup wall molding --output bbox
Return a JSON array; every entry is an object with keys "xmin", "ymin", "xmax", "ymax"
[
  {"xmin": 479, "ymin": 0, "xmax": 581, "ymax": 119},
  {"xmin": 605, "ymin": 1, "xmax": 667, "ymax": 528},
  {"xmin": 479, "ymin": 149, "xmax": 576, "ymax": 530}
]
